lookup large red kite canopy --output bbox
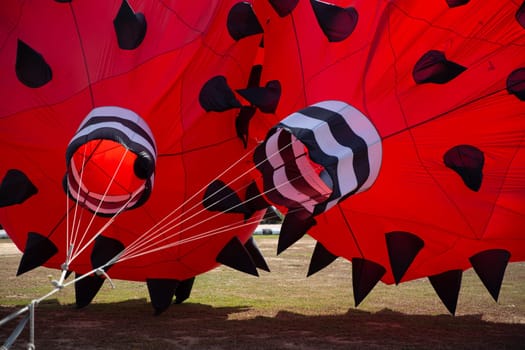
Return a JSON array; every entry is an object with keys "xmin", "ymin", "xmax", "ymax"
[{"xmin": 0, "ymin": 0, "xmax": 524, "ymax": 315}]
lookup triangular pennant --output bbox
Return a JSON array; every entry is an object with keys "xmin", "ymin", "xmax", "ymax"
[
  {"xmin": 226, "ymin": 2, "xmax": 263, "ymax": 41},
  {"xmin": 236, "ymin": 80, "xmax": 281, "ymax": 113},
  {"xmin": 385, "ymin": 231, "xmax": 424, "ymax": 284},
  {"xmin": 216, "ymin": 236, "xmax": 258, "ymax": 276},
  {"xmin": 412, "ymin": 50, "xmax": 466, "ymax": 84},
  {"xmin": 244, "ymin": 237, "xmax": 270, "ymax": 272},
  {"xmin": 277, "ymin": 210, "xmax": 316, "ymax": 255},
  {"xmin": 202, "ymin": 180, "xmax": 249, "ymax": 217},
  {"xmin": 0, "ymin": 169, "xmax": 38, "ymax": 207},
  {"xmin": 75, "ymin": 274, "xmax": 105, "ymax": 308},
  {"xmin": 444, "ymin": 145, "xmax": 484, "ymax": 192},
  {"xmin": 113, "ymin": 0, "xmax": 147, "ymax": 50},
  {"xmin": 310, "ymin": 0, "xmax": 358, "ymax": 42},
  {"xmin": 469, "ymin": 249, "xmax": 510, "ymax": 302},
  {"xmin": 17, "ymin": 232, "xmax": 58, "ymax": 276},
  {"xmin": 146, "ymin": 279, "xmax": 180, "ymax": 315},
  {"xmin": 428, "ymin": 269, "xmax": 463, "ymax": 315},
  {"xmin": 91, "ymin": 235, "xmax": 125, "ymax": 271},
  {"xmin": 307, "ymin": 241, "xmax": 338, "ymax": 277},
  {"xmin": 352, "ymin": 258, "xmax": 386, "ymax": 307},
  {"xmin": 175, "ymin": 277, "xmax": 195, "ymax": 304}
]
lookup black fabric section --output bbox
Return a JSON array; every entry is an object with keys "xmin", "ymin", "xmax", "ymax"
[
  {"xmin": 277, "ymin": 210, "xmax": 316, "ymax": 255},
  {"xmin": 244, "ymin": 237, "xmax": 270, "ymax": 272},
  {"xmin": 15, "ymin": 39, "xmax": 52, "ymax": 88},
  {"xmin": 469, "ymin": 249, "xmax": 510, "ymax": 302},
  {"xmin": 236, "ymin": 80, "xmax": 281, "ymax": 113},
  {"xmin": 385, "ymin": 231, "xmax": 424, "ymax": 284},
  {"xmin": 146, "ymin": 278, "xmax": 180, "ymax": 315},
  {"xmin": 235, "ymin": 106, "xmax": 257, "ymax": 148},
  {"xmin": 247, "ymin": 64, "xmax": 263, "ymax": 88},
  {"xmin": 113, "ymin": 0, "xmax": 147, "ymax": 50},
  {"xmin": 175, "ymin": 277, "xmax": 195, "ymax": 304},
  {"xmin": 55, "ymin": 0, "xmax": 72, "ymax": 2},
  {"xmin": 413, "ymin": 50, "xmax": 466, "ymax": 84},
  {"xmin": 91, "ymin": 235, "xmax": 125, "ymax": 271},
  {"xmin": 16, "ymin": 232, "xmax": 58, "ymax": 276},
  {"xmin": 277, "ymin": 129, "xmax": 327, "ymax": 205},
  {"xmin": 307, "ymin": 241, "xmax": 338, "ymax": 277},
  {"xmin": 310, "ymin": 0, "xmax": 358, "ymax": 42},
  {"xmin": 227, "ymin": 2, "xmax": 263, "ymax": 41},
  {"xmin": 0, "ymin": 169, "xmax": 38, "ymax": 207},
  {"xmin": 445, "ymin": 0, "xmax": 470, "ymax": 7},
  {"xmin": 199, "ymin": 75, "xmax": 241, "ymax": 112},
  {"xmin": 351, "ymin": 258, "xmax": 386, "ymax": 307},
  {"xmin": 269, "ymin": 0, "xmax": 299, "ymax": 17},
  {"xmin": 75, "ymin": 274, "xmax": 105, "ymax": 308},
  {"xmin": 243, "ymin": 181, "xmax": 270, "ymax": 215},
  {"xmin": 216, "ymin": 236, "xmax": 258, "ymax": 276},
  {"xmin": 444, "ymin": 145, "xmax": 484, "ymax": 192},
  {"xmin": 506, "ymin": 68, "xmax": 525, "ymax": 101},
  {"xmin": 518, "ymin": 2, "xmax": 525, "ymax": 29},
  {"xmin": 202, "ymin": 180, "xmax": 249, "ymax": 217},
  {"xmin": 79, "ymin": 115, "xmax": 157, "ymax": 153},
  {"xmin": 428, "ymin": 269, "xmax": 463, "ymax": 315}
]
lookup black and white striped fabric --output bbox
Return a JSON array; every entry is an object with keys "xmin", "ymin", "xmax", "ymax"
[
  {"xmin": 66, "ymin": 106, "xmax": 157, "ymax": 216},
  {"xmin": 254, "ymin": 100, "xmax": 382, "ymax": 215}
]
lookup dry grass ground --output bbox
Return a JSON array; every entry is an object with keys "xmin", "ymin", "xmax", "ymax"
[{"xmin": 1, "ymin": 235, "xmax": 524, "ymax": 349}]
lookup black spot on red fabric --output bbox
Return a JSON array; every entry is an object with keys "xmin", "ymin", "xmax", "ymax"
[
  {"xmin": 91, "ymin": 235, "xmax": 125, "ymax": 270},
  {"xmin": 236, "ymin": 80, "xmax": 281, "ymax": 113},
  {"xmin": 310, "ymin": 0, "xmax": 358, "ymax": 42},
  {"xmin": 54, "ymin": 0, "xmax": 72, "ymax": 2},
  {"xmin": 15, "ymin": 40, "xmax": 52, "ymax": 88},
  {"xmin": 445, "ymin": 0, "xmax": 470, "ymax": 8},
  {"xmin": 235, "ymin": 106, "xmax": 256, "ymax": 148},
  {"xmin": 113, "ymin": 0, "xmax": 147, "ymax": 50},
  {"xmin": 203, "ymin": 180, "xmax": 249, "ymax": 217},
  {"xmin": 352, "ymin": 258, "xmax": 386, "ymax": 307},
  {"xmin": 506, "ymin": 68, "xmax": 525, "ymax": 101},
  {"xmin": 243, "ymin": 180, "xmax": 270, "ymax": 214},
  {"xmin": 307, "ymin": 241, "xmax": 338, "ymax": 277},
  {"xmin": 247, "ymin": 64, "xmax": 263, "ymax": 88},
  {"xmin": 428, "ymin": 269, "xmax": 463, "ymax": 315},
  {"xmin": 444, "ymin": 145, "xmax": 484, "ymax": 191},
  {"xmin": 0, "ymin": 169, "xmax": 38, "ymax": 207},
  {"xmin": 16, "ymin": 232, "xmax": 58, "ymax": 276},
  {"xmin": 216, "ymin": 236, "xmax": 258, "ymax": 276},
  {"xmin": 199, "ymin": 76, "xmax": 241, "ymax": 112},
  {"xmin": 174, "ymin": 277, "xmax": 195, "ymax": 304},
  {"xmin": 517, "ymin": 2, "xmax": 525, "ymax": 29},
  {"xmin": 269, "ymin": 0, "xmax": 299, "ymax": 17},
  {"xmin": 146, "ymin": 279, "xmax": 179, "ymax": 315},
  {"xmin": 470, "ymin": 249, "xmax": 510, "ymax": 302},
  {"xmin": 413, "ymin": 50, "xmax": 466, "ymax": 84},
  {"xmin": 385, "ymin": 231, "xmax": 424, "ymax": 284},
  {"xmin": 227, "ymin": 2, "xmax": 263, "ymax": 41}
]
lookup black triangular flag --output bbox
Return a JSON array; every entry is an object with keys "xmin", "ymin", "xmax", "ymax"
[
  {"xmin": 244, "ymin": 237, "xmax": 270, "ymax": 272},
  {"xmin": 146, "ymin": 279, "xmax": 180, "ymax": 315},
  {"xmin": 277, "ymin": 210, "xmax": 315, "ymax": 255},
  {"xmin": 444, "ymin": 145, "xmax": 484, "ymax": 192},
  {"xmin": 17, "ymin": 232, "xmax": 58, "ymax": 276},
  {"xmin": 91, "ymin": 235, "xmax": 125, "ymax": 271},
  {"xmin": 385, "ymin": 231, "xmax": 424, "ymax": 284},
  {"xmin": 217, "ymin": 236, "xmax": 258, "ymax": 276},
  {"xmin": 113, "ymin": 0, "xmax": 147, "ymax": 50},
  {"xmin": 0, "ymin": 169, "xmax": 38, "ymax": 207},
  {"xmin": 470, "ymin": 249, "xmax": 510, "ymax": 302},
  {"xmin": 307, "ymin": 241, "xmax": 338, "ymax": 277},
  {"xmin": 428, "ymin": 269, "xmax": 463, "ymax": 315},
  {"xmin": 75, "ymin": 274, "xmax": 105, "ymax": 308},
  {"xmin": 175, "ymin": 277, "xmax": 195, "ymax": 304},
  {"xmin": 352, "ymin": 258, "xmax": 386, "ymax": 307}
]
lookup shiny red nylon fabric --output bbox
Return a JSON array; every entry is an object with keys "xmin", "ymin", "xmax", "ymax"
[
  {"xmin": 251, "ymin": 1, "xmax": 525, "ymax": 284},
  {"xmin": 0, "ymin": 0, "xmax": 262, "ymax": 281}
]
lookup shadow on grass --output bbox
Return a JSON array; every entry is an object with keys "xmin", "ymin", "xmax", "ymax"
[{"xmin": 1, "ymin": 300, "xmax": 524, "ymax": 349}]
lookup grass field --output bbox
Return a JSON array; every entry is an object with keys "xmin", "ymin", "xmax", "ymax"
[{"xmin": 1, "ymin": 235, "xmax": 524, "ymax": 349}]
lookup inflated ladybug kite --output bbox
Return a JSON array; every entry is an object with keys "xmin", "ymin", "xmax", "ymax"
[{"xmin": 0, "ymin": 0, "xmax": 524, "ymax": 316}]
